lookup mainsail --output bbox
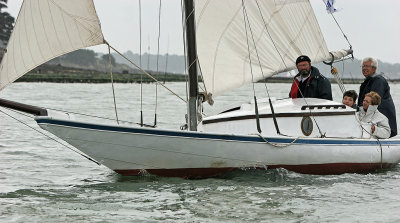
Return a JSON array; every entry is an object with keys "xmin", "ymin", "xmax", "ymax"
[
  {"xmin": 0, "ymin": 0, "xmax": 104, "ymax": 91},
  {"xmin": 195, "ymin": 0, "xmax": 349, "ymax": 97}
]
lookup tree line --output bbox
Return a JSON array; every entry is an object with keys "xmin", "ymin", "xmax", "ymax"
[
  {"xmin": 0, "ymin": 0, "xmax": 14, "ymax": 61},
  {"xmin": 0, "ymin": 0, "xmax": 14, "ymax": 42}
]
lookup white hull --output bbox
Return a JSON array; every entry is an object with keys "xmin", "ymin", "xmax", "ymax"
[{"xmin": 36, "ymin": 117, "xmax": 400, "ymax": 178}]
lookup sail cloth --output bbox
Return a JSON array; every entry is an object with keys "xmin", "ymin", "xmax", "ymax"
[
  {"xmin": 0, "ymin": 0, "xmax": 104, "ymax": 91},
  {"xmin": 195, "ymin": 0, "xmax": 347, "ymax": 97}
]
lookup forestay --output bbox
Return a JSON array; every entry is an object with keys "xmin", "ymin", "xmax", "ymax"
[
  {"xmin": 195, "ymin": 0, "xmax": 345, "ymax": 97},
  {"xmin": 0, "ymin": 0, "xmax": 104, "ymax": 91}
]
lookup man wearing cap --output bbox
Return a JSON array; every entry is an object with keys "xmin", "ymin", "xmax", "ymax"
[{"xmin": 289, "ymin": 55, "xmax": 332, "ymax": 100}]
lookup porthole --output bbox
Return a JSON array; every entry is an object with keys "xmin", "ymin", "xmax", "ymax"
[{"xmin": 301, "ymin": 116, "xmax": 313, "ymax": 136}]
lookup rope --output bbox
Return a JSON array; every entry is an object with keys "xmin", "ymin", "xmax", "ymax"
[
  {"xmin": 0, "ymin": 108, "xmax": 101, "ymax": 166},
  {"xmin": 105, "ymin": 42, "xmax": 187, "ymax": 103},
  {"xmin": 252, "ymin": 133, "xmax": 300, "ymax": 148},
  {"xmin": 108, "ymin": 45, "xmax": 120, "ymax": 125},
  {"xmin": 331, "ymin": 66, "xmax": 346, "ymax": 94}
]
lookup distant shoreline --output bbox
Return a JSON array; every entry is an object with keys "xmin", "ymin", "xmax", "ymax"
[
  {"xmin": 17, "ymin": 73, "xmax": 400, "ymax": 84},
  {"xmin": 16, "ymin": 64, "xmax": 400, "ymax": 84},
  {"xmin": 17, "ymin": 72, "xmax": 188, "ymax": 83}
]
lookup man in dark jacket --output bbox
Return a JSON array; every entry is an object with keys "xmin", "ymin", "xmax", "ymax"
[
  {"xmin": 289, "ymin": 55, "xmax": 332, "ymax": 100},
  {"xmin": 358, "ymin": 57, "xmax": 397, "ymax": 137}
]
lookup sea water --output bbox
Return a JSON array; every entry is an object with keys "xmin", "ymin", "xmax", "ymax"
[{"xmin": 1, "ymin": 82, "xmax": 400, "ymax": 222}]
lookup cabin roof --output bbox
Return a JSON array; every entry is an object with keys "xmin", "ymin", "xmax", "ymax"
[{"xmin": 204, "ymin": 98, "xmax": 356, "ymax": 121}]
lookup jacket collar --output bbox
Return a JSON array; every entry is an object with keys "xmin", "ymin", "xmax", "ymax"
[
  {"xmin": 362, "ymin": 105, "xmax": 379, "ymax": 116},
  {"xmin": 364, "ymin": 73, "xmax": 376, "ymax": 81},
  {"xmin": 295, "ymin": 66, "xmax": 320, "ymax": 79},
  {"xmin": 295, "ymin": 73, "xmax": 310, "ymax": 82}
]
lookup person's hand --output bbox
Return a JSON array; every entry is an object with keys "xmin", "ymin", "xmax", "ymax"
[{"xmin": 371, "ymin": 125, "xmax": 375, "ymax": 133}]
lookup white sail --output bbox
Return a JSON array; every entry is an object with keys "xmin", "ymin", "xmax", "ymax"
[
  {"xmin": 195, "ymin": 0, "xmax": 348, "ymax": 97},
  {"xmin": 0, "ymin": 0, "xmax": 104, "ymax": 91}
]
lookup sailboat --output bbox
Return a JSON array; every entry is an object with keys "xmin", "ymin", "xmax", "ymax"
[{"xmin": 1, "ymin": 0, "xmax": 400, "ymax": 178}]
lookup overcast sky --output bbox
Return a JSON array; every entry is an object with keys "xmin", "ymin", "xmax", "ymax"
[{"xmin": 5, "ymin": 0, "xmax": 400, "ymax": 64}]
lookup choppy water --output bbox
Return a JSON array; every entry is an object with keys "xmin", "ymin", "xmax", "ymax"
[{"xmin": 1, "ymin": 82, "xmax": 400, "ymax": 222}]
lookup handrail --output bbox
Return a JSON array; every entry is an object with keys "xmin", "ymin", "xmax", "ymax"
[{"xmin": 301, "ymin": 104, "xmax": 346, "ymax": 110}]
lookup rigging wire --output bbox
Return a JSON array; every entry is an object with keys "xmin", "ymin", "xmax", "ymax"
[
  {"xmin": 255, "ymin": 0, "xmax": 288, "ymax": 72},
  {"xmin": 241, "ymin": 0, "xmax": 261, "ymax": 134},
  {"xmin": 242, "ymin": 1, "xmax": 282, "ymax": 134},
  {"xmin": 241, "ymin": 1, "xmax": 256, "ymax": 98},
  {"xmin": 320, "ymin": 0, "xmax": 353, "ymax": 93},
  {"xmin": 253, "ymin": 1, "xmax": 325, "ymax": 137},
  {"xmin": 181, "ymin": 0, "xmax": 189, "ymax": 102},
  {"xmin": 181, "ymin": 0, "xmax": 206, "ymax": 96},
  {"xmin": 154, "ymin": 0, "xmax": 163, "ymax": 127},
  {"xmin": 105, "ymin": 42, "xmax": 187, "ymax": 103},
  {"xmin": 139, "ymin": 0, "xmax": 144, "ymax": 127},
  {"xmin": 147, "ymin": 37, "xmax": 151, "ymax": 70},
  {"xmin": 33, "ymin": 106, "xmax": 150, "ymax": 126},
  {"xmin": 321, "ymin": 0, "xmax": 352, "ymax": 48},
  {"xmin": 163, "ymin": 35, "xmax": 169, "ymax": 84},
  {"xmin": 242, "ymin": 3, "xmax": 276, "ymax": 98},
  {"xmin": 108, "ymin": 44, "xmax": 120, "ymax": 125},
  {"xmin": 254, "ymin": 0, "xmax": 289, "ymax": 134},
  {"xmin": 0, "ymin": 108, "xmax": 101, "ymax": 166},
  {"xmin": 340, "ymin": 58, "xmax": 356, "ymax": 84},
  {"xmin": 197, "ymin": 60, "xmax": 206, "ymax": 93}
]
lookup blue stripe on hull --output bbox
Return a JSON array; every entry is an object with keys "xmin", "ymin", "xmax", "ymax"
[{"xmin": 36, "ymin": 118, "xmax": 400, "ymax": 146}]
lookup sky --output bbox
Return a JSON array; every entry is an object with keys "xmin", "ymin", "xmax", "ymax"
[{"xmin": 5, "ymin": 0, "xmax": 400, "ymax": 64}]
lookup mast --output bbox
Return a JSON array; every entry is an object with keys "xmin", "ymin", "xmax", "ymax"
[{"xmin": 184, "ymin": 0, "xmax": 198, "ymax": 131}]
